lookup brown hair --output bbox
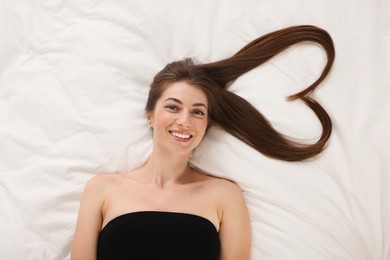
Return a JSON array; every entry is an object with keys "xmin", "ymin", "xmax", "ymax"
[{"xmin": 146, "ymin": 25, "xmax": 335, "ymax": 161}]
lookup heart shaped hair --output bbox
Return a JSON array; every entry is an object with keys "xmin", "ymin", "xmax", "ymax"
[{"xmin": 146, "ymin": 25, "xmax": 335, "ymax": 161}]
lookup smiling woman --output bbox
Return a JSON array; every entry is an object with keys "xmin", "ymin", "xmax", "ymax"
[
  {"xmin": 71, "ymin": 25, "xmax": 334, "ymax": 260},
  {"xmin": 147, "ymin": 82, "xmax": 209, "ymax": 155}
]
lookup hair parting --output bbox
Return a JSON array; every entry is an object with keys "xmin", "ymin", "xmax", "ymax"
[{"xmin": 146, "ymin": 25, "xmax": 335, "ymax": 161}]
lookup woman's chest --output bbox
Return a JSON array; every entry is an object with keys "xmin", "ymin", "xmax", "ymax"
[{"xmin": 101, "ymin": 184, "xmax": 221, "ymax": 231}]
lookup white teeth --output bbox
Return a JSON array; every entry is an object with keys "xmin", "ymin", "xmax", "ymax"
[{"xmin": 171, "ymin": 132, "xmax": 191, "ymax": 139}]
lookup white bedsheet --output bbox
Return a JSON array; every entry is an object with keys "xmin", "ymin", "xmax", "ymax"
[{"xmin": 1, "ymin": 1, "xmax": 389, "ymax": 259}]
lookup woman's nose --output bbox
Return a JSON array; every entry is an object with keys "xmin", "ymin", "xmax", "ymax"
[{"xmin": 176, "ymin": 112, "xmax": 191, "ymax": 127}]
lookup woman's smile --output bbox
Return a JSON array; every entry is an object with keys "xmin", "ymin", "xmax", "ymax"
[
  {"xmin": 147, "ymin": 81, "xmax": 209, "ymax": 155},
  {"xmin": 169, "ymin": 131, "xmax": 192, "ymax": 141}
]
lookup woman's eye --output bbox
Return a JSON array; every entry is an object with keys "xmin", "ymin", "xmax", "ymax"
[
  {"xmin": 165, "ymin": 105, "xmax": 178, "ymax": 111},
  {"xmin": 193, "ymin": 110, "xmax": 205, "ymax": 116}
]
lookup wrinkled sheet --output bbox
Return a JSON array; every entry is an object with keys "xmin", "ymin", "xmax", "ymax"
[{"xmin": 0, "ymin": 1, "xmax": 389, "ymax": 259}]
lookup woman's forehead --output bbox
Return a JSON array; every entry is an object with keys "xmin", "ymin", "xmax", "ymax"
[{"xmin": 160, "ymin": 82, "xmax": 208, "ymax": 105}]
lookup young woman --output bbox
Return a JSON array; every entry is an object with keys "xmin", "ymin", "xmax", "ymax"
[{"xmin": 71, "ymin": 25, "xmax": 335, "ymax": 260}]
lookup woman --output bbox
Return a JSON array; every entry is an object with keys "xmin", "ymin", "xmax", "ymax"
[{"xmin": 71, "ymin": 25, "xmax": 335, "ymax": 259}]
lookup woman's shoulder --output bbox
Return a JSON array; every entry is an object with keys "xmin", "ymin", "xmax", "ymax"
[
  {"xmin": 85, "ymin": 173, "xmax": 113, "ymax": 186},
  {"xmin": 83, "ymin": 173, "xmax": 124, "ymax": 194},
  {"xmin": 191, "ymin": 169, "xmax": 243, "ymax": 199},
  {"xmin": 211, "ymin": 177, "xmax": 243, "ymax": 203}
]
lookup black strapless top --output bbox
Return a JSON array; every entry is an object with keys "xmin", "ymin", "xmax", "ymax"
[{"xmin": 97, "ymin": 211, "xmax": 220, "ymax": 260}]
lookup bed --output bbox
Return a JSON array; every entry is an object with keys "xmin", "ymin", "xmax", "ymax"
[{"xmin": 1, "ymin": 1, "xmax": 389, "ymax": 259}]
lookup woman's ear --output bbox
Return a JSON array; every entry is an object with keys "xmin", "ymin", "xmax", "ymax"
[{"xmin": 146, "ymin": 112, "xmax": 153, "ymax": 128}]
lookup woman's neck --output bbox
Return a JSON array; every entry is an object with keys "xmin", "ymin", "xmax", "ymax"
[{"xmin": 141, "ymin": 148, "xmax": 191, "ymax": 188}]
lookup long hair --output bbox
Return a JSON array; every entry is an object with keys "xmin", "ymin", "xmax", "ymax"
[{"xmin": 146, "ymin": 25, "xmax": 335, "ymax": 161}]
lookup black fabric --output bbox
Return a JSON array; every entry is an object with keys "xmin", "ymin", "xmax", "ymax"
[{"xmin": 97, "ymin": 211, "xmax": 220, "ymax": 260}]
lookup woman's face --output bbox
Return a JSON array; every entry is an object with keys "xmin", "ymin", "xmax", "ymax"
[{"xmin": 147, "ymin": 81, "xmax": 209, "ymax": 156}]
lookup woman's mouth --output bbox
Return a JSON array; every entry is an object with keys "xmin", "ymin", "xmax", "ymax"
[{"xmin": 169, "ymin": 131, "xmax": 192, "ymax": 140}]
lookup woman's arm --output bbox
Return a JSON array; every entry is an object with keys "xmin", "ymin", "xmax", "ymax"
[
  {"xmin": 71, "ymin": 176, "xmax": 105, "ymax": 260},
  {"xmin": 219, "ymin": 181, "xmax": 251, "ymax": 260}
]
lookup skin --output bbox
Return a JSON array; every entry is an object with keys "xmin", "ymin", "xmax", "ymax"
[{"xmin": 71, "ymin": 82, "xmax": 251, "ymax": 260}]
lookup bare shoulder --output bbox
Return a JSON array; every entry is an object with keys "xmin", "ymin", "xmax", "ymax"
[
  {"xmin": 192, "ymin": 169, "xmax": 244, "ymax": 201},
  {"xmin": 83, "ymin": 173, "xmax": 122, "ymax": 196},
  {"xmin": 213, "ymin": 178, "xmax": 245, "ymax": 208},
  {"xmin": 85, "ymin": 173, "xmax": 112, "ymax": 189},
  {"xmin": 210, "ymin": 176, "xmax": 242, "ymax": 195},
  {"xmin": 200, "ymin": 174, "xmax": 251, "ymax": 259},
  {"xmin": 192, "ymin": 169, "xmax": 240, "ymax": 190}
]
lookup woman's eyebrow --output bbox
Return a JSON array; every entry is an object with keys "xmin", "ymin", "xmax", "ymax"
[
  {"xmin": 164, "ymin": 97, "xmax": 182, "ymax": 104},
  {"xmin": 164, "ymin": 98, "xmax": 207, "ymax": 108},
  {"xmin": 193, "ymin": 103, "xmax": 207, "ymax": 108}
]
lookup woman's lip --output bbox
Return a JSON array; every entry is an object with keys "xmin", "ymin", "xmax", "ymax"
[{"xmin": 169, "ymin": 131, "xmax": 193, "ymax": 140}]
